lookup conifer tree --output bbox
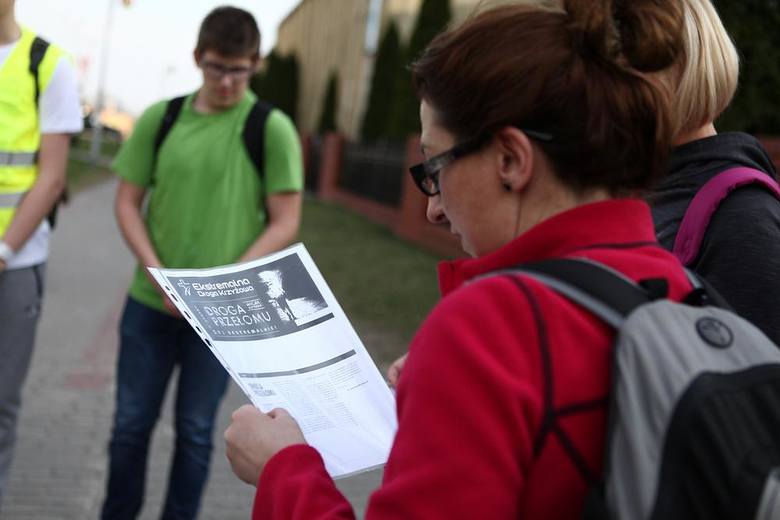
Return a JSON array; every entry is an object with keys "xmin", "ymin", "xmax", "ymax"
[
  {"xmin": 318, "ymin": 72, "xmax": 339, "ymax": 134},
  {"xmin": 251, "ymin": 51, "xmax": 300, "ymax": 123},
  {"xmin": 714, "ymin": 0, "xmax": 780, "ymax": 133},
  {"xmin": 391, "ymin": 0, "xmax": 451, "ymax": 139},
  {"xmin": 361, "ymin": 21, "xmax": 402, "ymax": 141}
]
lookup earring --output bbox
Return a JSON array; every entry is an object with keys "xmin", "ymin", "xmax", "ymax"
[{"xmin": 503, "ymin": 183, "xmax": 512, "ymax": 192}]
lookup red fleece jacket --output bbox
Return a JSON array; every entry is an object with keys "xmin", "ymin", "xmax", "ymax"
[{"xmin": 252, "ymin": 199, "xmax": 692, "ymax": 519}]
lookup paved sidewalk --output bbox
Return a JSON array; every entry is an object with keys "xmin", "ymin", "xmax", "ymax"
[{"xmin": 3, "ymin": 180, "xmax": 381, "ymax": 519}]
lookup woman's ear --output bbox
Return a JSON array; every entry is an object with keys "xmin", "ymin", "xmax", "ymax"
[{"xmin": 495, "ymin": 127, "xmax": 535, "ymax": 193}]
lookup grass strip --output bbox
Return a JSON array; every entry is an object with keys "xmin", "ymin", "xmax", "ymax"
[{"xmin": 298, "ymin": 197, "xmax": 442, "ymax": 366}]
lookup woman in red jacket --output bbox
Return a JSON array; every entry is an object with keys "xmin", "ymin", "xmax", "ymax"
[{"xmin": 225, "ymin": 1, "xmax": 692, "ymax": 518}]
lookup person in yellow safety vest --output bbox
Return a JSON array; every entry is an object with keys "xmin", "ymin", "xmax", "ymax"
[{"xmin": 0, "ymin": 0, "xmax": 82, "ymax": 510}]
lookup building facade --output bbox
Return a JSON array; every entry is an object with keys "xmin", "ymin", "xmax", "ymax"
[{"xmin": 274, "ymin": 0, "xmax": 511, "ymax": 139}]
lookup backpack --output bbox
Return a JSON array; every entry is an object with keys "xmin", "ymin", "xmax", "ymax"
[
  {"xmin": 672, "ymin": 166, "xmax": 780, "ymax": 265},
  {"xmin": 509, "ymin": 257, "xmax": 780, "ymax": 520},
  {"xmin": 29, "ymin": 35, "xmax": 65, "ymax": 228},
  {"xmin": 151, "ymin": 95, "xmax": 273, "ymax": 191}
]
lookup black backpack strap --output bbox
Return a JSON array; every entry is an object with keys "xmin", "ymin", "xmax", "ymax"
[
  {"xmin": 150, "ymin": 96, "xmax": 187, "ymax": 184},
  {"xmin": 29, "ymin": 36, "xmax": 64, "ymax": 228},
  {"xmin": 29, "ymin": 36, "xmax": 50, "ymax": 108},
  {"xmin": 506, "ymin": 258, "xmax": 657, "ymax": 329},
  {"xmin": 242, "ymin": 101, "xmax": 273, "ymax": 189},
  {"xmin": 680, "ymin": 268, "xmax": 733, "ymax": 310}
]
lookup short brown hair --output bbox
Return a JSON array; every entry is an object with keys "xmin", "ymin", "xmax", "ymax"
[
  {"xmin": 196, "ymin": 6, "xmax": 260, "ymax": 58},
  {"xmin": 411, "ymin": 0, "xmax": 685, "ymax": 194}
]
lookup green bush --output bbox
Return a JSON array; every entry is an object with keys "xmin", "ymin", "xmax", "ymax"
[
  {"xmin": 318, "ymin": 72, "xmax": 339, "ymax": 134},
  {"xmin": 390, "ymin": 0, "xmax": 452, "ymax": 140},
  {"xmin": 715, "ymin": 0, "xmax": 780, "ymax": 133},
  {"xmin": 361, "ymin": 21, "xmax": 403, "ymax": 142},
  {"xmin": 251, "ymin": 51, "xmax": 300, "ymax": 122}
]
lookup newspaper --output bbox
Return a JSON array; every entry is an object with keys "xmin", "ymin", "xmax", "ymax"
[{"xmin": 148, "ymin": 243, "xmax": 397, "ymax": 478}]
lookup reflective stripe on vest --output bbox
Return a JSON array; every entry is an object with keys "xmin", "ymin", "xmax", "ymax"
[
  {"xmin": 0, "ymin": 193, "xmax": 26, "ymax": 233},
  {"xmin": 0, "ymin": 151, "xmax": 37, "ymax": 166},
  {"xmin": 0, "ymin": 191, "xmax": 26, "ymax": 208},
  {"xmin": 0, "ymin": 27, "xmax": 62, "ymax": 236}
]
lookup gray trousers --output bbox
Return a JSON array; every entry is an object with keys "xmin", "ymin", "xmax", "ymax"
[{"xmin": 0, "ymin": 264, "xmax": 45, "ymax": 508}]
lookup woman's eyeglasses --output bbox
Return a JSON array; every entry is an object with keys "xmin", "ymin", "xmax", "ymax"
[{"xmin": 408, "ymin": 128, "xmax": 553, "ymax": 196}]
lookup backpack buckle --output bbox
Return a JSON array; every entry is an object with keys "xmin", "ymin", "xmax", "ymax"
[
  {"xmin": 638, "ymin": 278, "xmax": 668, "ymax": 300},
  {"xmin": 683, "ymin": 287, "xmax": 711, "ymax": 307}
]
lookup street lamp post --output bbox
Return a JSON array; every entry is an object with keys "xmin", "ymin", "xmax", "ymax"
[{"xmin": 88, "ymin": 0, "xmax": 118, "ymax": 164}]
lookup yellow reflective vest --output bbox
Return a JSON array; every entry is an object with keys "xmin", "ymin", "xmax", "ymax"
[{"xmin": 0, "ymin": 27, "xmax": 64, "ymax": 236}]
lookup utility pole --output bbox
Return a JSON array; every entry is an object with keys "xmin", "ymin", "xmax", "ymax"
[{"xmin": 88, "ymin": 0, "xmax": 118, "ymax": 164}]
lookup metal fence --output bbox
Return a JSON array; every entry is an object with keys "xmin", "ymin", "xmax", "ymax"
[
  {"xmin": 305, "ymin": 136, "xmax": 322, "ymax": 194},
  {"xmin": 338, "ymin": 140, "xmax": 405, "ymax": 207}
]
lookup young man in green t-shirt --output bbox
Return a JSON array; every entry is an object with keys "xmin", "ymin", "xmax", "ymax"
[{"xmin": 102, "ymin": 7, "xmax": 303, "ymax": 519}]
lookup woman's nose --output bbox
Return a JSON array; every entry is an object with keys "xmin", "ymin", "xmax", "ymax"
[{"xmin": 426, "ymin": 195, "xmax": 447, "ymax": 225}]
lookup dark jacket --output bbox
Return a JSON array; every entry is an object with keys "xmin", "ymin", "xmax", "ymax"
[{"xmin": 648, "ymin": 132, "xmax": 780, "ymax": 344}]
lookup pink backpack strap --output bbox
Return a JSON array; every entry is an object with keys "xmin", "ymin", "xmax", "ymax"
[{"xmin": 672, "ymin": 167, "xmax": 780, "ymax": 265}]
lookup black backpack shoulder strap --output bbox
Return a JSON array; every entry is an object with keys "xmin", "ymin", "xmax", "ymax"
[
  {"xmin": 29, "ymin": 36, "xmax": 61, "ymax": 227},
  {"xmin": 242, "ymin": 100, "xmax": 274, "ymax": 186},
  {"xmin": 150, "ymin": 95, "xmax": 186, "ymax": 183},
  {"xmin": 154, "ymin": 96, "xmax": 186, "ymax": 157},
  {"xmin": 509, "ymin": 258, "xmax": 655, "ymax": 329},
  {"xmin": 29, "ymin": 36, "xmax": 51, "ymax": 108}
]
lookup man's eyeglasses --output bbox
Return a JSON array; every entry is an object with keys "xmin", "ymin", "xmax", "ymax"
[
  {"xmin": 408, "ymin": 128, "xmax": 553, "ymax": 196},
  {"xmin": 201, "ymin": 61, "xmax": 254, "ymax": 81}
]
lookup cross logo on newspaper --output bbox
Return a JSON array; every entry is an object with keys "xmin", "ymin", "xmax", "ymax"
[{"xmin": 178, "ymin": 279, "xmax": 192, "ymax": 296}]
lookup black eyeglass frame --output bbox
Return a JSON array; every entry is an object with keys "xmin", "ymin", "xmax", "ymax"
[
  {"xmin": 200, "ymin": 61, "xmax": 255, "ymax": 81},
  {"xmin": 408, "ymin": 128, "xmax": 553, "ymax": 197}
]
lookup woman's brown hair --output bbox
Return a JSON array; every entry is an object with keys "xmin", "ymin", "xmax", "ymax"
[{"xmin": 411, "ymin": 0, "xmax": 684, "ymax": 193}]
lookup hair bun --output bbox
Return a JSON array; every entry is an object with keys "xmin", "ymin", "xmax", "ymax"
[
  {"xmin": 565, "ymin": 0, "xmax": 620, "ymax": 62},
  {"xmin": 565, "ymin": 0, "xmax": 683, "ymax": 72},
  {"xmin": 615, "ymin": 0, "xmax": 684, "ymax": 72}
]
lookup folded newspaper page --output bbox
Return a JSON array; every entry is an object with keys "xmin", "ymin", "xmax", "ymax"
[{"xmin": 148, "ymin": 243, "xmax": 397, "ymax": 478}]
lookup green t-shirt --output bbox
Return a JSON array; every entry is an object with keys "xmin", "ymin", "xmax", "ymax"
[{"xmin": 114, "ymin": 91, "xmax": 303, "ymax": 313}]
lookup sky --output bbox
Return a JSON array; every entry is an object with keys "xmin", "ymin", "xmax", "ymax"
[{"xmin": 17, "ymin": 0, "xmax": 301, "ymax": 116}]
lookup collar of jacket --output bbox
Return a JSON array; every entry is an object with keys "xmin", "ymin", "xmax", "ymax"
[{"xmin": 437, "ymin": 198, "xmax": 658, "ymax": 296}]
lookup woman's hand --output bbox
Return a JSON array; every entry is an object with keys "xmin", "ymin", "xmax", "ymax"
[
  {"xmin": 224, "ymin": 405, "xmax": 307, "ymax": 486},
  {"xmin": 387, "ymin": 352, "xmax": 408, "ymax": 388}
]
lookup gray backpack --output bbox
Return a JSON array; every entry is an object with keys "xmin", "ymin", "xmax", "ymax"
[{"xmin": 512, "ymin": 258, "xmax": 780, "ymax": 520}]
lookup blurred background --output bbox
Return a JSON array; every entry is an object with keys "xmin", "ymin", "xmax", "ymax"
[
  {"xmin": 15, "ymin": 0, "xmax": 780, "ymax": 459},
  {"xmin": 5, "ymin": 1, "xmax": 780, "ymax": 518},
  {"xmin": 17, "ymin": 0, "xmax": 543, "ymax": 358},
  {"xmin": 18, "ymin": 0, "xmax": 780, "ymax": 141}
]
